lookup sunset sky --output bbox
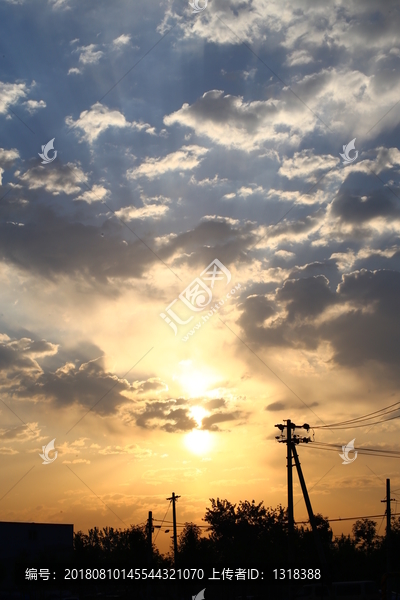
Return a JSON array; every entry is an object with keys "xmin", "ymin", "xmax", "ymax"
[{"xmin": 1, "ymin": 0, "xmax": 400, "ymax": 556}]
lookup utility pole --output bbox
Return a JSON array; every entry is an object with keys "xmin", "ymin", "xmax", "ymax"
[
  {"xmin": 287, "ymin": 419, "xmax": 294, "ymax": 562},
  {"xmin": 147, "ymin": 510, "xmax": 153, "ymax": 566},
  {"xmin": 167, "ymin": 492, "xmax": 181, "ymax": 566},
  {"xmin": 292, "ymin": 444, "xmax": 327, "ymax": 572},
  {"xmin": 275, "ymin": 421, "xmax": 317, "ymax": 566},
  {"xmin": 381, "ymin": 479, "xmax": 395, "ymax": 600}
]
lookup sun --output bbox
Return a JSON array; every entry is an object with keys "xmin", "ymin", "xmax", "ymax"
[
  {"xmin": 184, "ymin": 429, "xmax": 212, "ymax": 455},
  {"xmin": 183, "ymin": 406, "xmax": 212, "ymax": 455},
  {"xmin": 179, "ymin": 372, "xmax": 211, "ymax": 397},
  {"xmin": 189, "ymin": 405, "xmax": 208, "ymax": 426}
]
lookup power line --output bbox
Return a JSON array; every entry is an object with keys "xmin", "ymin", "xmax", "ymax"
[
  {"xmin": 308, "ymin": 441, "xmax": 400, "ymax": 456},
  {"xmin": 153, "ymin": 501, "xmax": 172, "ymax": 544},
  {"xmin": 302, "ymin": 443, "xmax": 400, "ymax": 460},
  {"xmin": 295, "ymin": 512, "xmax": 400, "ymax": 525},
  {"xmin": 311, "ymin": 401, "xmax": 400, "ymax": 430}
]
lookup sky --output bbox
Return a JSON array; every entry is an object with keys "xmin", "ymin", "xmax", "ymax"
[{"xmin": 1, "ymin": 0, "xmax": 400, "ymax": 556}]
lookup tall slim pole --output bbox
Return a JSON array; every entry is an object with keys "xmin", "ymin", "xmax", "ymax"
[
  {"xmin": 147, "ymin": 510, "xmax": 153, "ymax": 566},
  {"xmin": 386, "ymin": 478, "xmax": 391, "ymax": 575},
  {"xmin": 287, "ymin": 420, "xmax": 294, "ymax": 562},
  {"xmin": 292, "ymin": 444, "xmax": 327, "ymax": 572},
  {"xmin": 381, "ymin": 478, "xmax": 395, "ymax": 600},
  {"xmin": 167, "ymin": 492, "xmax": 181, "ymax": 566}
]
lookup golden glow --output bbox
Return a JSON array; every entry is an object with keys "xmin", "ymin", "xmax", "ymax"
[
  {"xmin": 189, "ymin": 405, "xmax": 208, "ymax": 426},
  {"xmin": 184, "ymin": 429, "xmax": 212, "ymax": 455},
  {"xmin": 179, "ymin": 372, "xmax": 211, "ymax": 397}
]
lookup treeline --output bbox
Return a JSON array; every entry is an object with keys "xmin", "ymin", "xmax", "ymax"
[{"xmin": 73, "ymin": 498, "xmax": 400, "ymax": 582}]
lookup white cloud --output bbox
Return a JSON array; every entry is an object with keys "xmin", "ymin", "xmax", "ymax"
[
  {"xmin": 116, "ymin": 197, "xmax": 170, "ymax": 221},
  {"xmin": 127, "ymin": 145, "xmax": 209, "ymax": 180},
  {"xmin": 78, "ymin": 44, "xmax": 104, "ymax": 65},
  {"xmin": 66, "ymin": 102, "xmax": 131, "ymax": 144},
  {"xmin": 113, "ymin": 34, "xmax": 131, "ymax": 47},
  {"xmin": 278, "ymin": 149, "xmax": 338, "ymax": 182},
  {"xmin": 17, "ymin": 163, "xmax": 87, "ymax": 195},
  {"xmin": 163, "ymin": 90, "xmax": 315, "ymax": 152},
  {"xmin": 0, "ymin": 81, "xmax": 27, "ymax": 114},
  {"xmin": 68, "ymin": 67, "xmax": 81, "ymax": 75},
  {"xmin": 23, "ymin": 99, "xmax": 46, "ymax": 114},
  {"xmin": 74, "ymin": 184, "xmax": 109, "ymax": 204}
]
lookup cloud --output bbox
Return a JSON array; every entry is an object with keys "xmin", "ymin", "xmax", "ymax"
[
  {"xmin": 0, "ymin": 447, "xmax": 19, "ymax": 455},
  {"xmin": 164, "ymin": 90, "xmax": 283, "ymax": 152},
  {"xmin": 113, "ymin": 34, "xmax": 131, "ymax": 47},
  {"xmin": 200, "ymin": 410, "xmax": 244, "ymax": 432},
  {"xmin": 238, "ymin": 269, "xmax": 400, "ymax": 377},
  {"xmin": 98, "ymin": 444, "xmax": 153, "ymax": 458},
  {"xmin": 74, "ymin": 184, "xmax": 109, "ymax": 204},
  {"xmin": 23, "ymin": 99, "xmax": 46, "ymax": 114},
  {"xmin": 0, "ymin": 200, "xmax": 159, "ymax": 282},
  {"xmin": 265, "ymin": 401, "xmax": 286, "ymax": 412},
  {"xmin": 0, "ymin": 345, "xmax": 136, "ymax": 415},
  {"xmin": 115, "ymin": 196, "xmax": 170, "ymax": 221},
  {"xmin": 278, "ymin": 149, "xmax": 338, "ymax": 182},
  {"xmin": 16, "ymin": 163, "xmax": 87, "ymax": 195},
  {"xmin": 133, "ymin": 399, "xmax": 197, "ymax": 432},
  {"xmin": 128, "ymin": 396, "xmax": 245, "ymax": 433},
  {"xmin": 0, "ymin": 81, "xmax": 27, "ymax": 113},
  {"xmin": 0, "ymin": 423, "xmax": 41, "ymax": 443},
  {"xmin": 127, "ymin": 145, "xmax": 208, "ymax": 180},
  {"xmin": 0, "ymin": 337, "xmax": 58, "ymax": 385},
  {"xmin": 66, "ymin": 102, "xmax": 131, "ymax": 143},
  {"xmin": 78, "ymin": 44, "xmax": 104, "ymax": 65},
  {"xmin": 331, "ymin": 188, "xmax": 400, "ymax": 224},
  {"xmin": 0, "ymin": 147, "xmax": 19, "ymax": 184},
  {"xmin": 65, "ymin": 102, "xmax": 155, "ymax": 144}
]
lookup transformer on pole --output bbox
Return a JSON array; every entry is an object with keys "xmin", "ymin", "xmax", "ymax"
[{"xmin": 275, "ymin": 420, "xmax": 328, "ymax": 574}]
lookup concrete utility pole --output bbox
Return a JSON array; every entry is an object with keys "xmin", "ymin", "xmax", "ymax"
[
  {"xmin": 287, "ymin": 419, "xmax": 294, "ymax": 562},
  {"xmin": 381, "ymin": 478, "xmax": 395, "ymax": 600},
  {"xmin": 167, "ymin": 492, "xmax": 181, "ymax": 566},
  {"xmin": 147, "ymin": 510, "xmax": 153, "ymax": 566},
  {"xmin": 292, "ymin": 444, "xmax": 327, "ymax": 572}
]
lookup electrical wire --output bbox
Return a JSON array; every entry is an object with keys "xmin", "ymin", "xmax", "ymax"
[
  {"xmin": 313, "ymin": 414, "xmax": 400, "ymax": 430},
  {"xmin": 295, "ymin": 512, "xmax": 400, "ymax": 525},
  {"xmin": 301, "ymin": 443, "xmax": 400, "ymax": 459},
  {"xmin": 311, "ymin": 401, "xmax": 400, "ymax": 430},
  {"xmin": 306, "ymin": 441, "xmax": 400, "ymax": 456},
  {"xmin": 376, "ymin": 514, "xmax": 386, "ymax": 536},
  {"xmin": 153, "ymin": 500, "xmax": 172, "ymax": 544},
  {"xmin": 153, "ymin": 519, "xmax": 208, "ymax": 528}
]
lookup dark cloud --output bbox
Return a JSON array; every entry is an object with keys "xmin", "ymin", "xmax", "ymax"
[
  {"xmin": 276, "ymin": 275, "xmax": 335, "ymax": 321},
  {"xmin": 331, "ymin": 189, "xmax": 400, "ymax": 223},
  {"xmin": 0, "ymin": 335, "xmax": 136, "ymax": 416},
  {"xmin": 133, "ymin": 378, "xmax": 167, "ymax": 394},
  {"xmin": 203, "ymin": 398, "xmax": 226, "ymax": 410},
  {"xmin": 0, "ymin": 336, "xmax": 57, "ymax": 378},
  {"xmin": 288, "ymin": 260, "xmax": 339, "ymax": 281},
  {"xmin": 265, "ymin": 401, "xmax": 286, "ymax": 412},
  {"xmin": 130, "ymin": 397, "xmax": 245, "ymax": 432},
  {"xmin": 0, "ymin": 199, "xmax": 253, "ymax": 290},
  {"xmin": 200, "ymin": 411, "xmax": 244, "ymax": 432},
  {"xmin": 133, "ymin": 400, "xmax": 197, "ymax": 432},
  {"xmin": 238, "ymin": 269, "xmax": 400, "ymax": 377}
]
